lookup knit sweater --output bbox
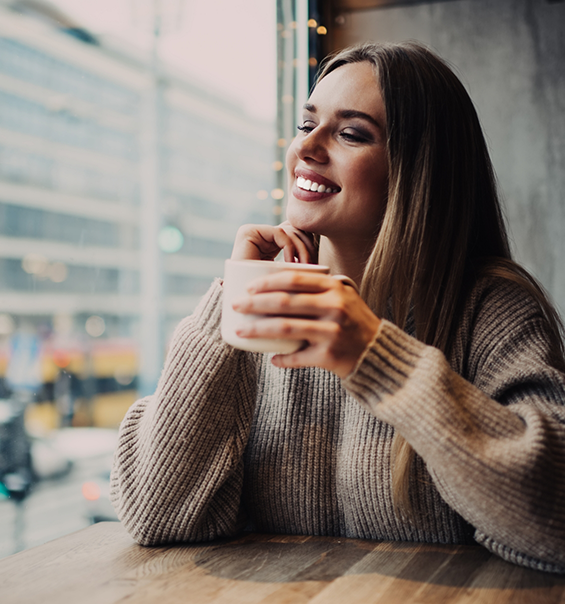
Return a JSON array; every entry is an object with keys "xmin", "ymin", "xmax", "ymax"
[{"xmin": 110, "ymin": 276, "xmax": 565, "ymax": 573}]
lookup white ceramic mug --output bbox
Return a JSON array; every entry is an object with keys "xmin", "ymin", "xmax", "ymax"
[{"xmin": 221, "ymin": 259, "xmax": 330, "ymax": 353}]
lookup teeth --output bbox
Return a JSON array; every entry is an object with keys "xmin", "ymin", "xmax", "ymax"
[{"xmin": 296, "ymin": 176, "xmax": 337, "ymax": 193}]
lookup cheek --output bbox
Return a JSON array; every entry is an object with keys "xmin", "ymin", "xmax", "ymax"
[
  {"xmin": 285, "ymin": 143, "xmax": 297, "ymax": 179},
  {"xmin": 364, "ymin": 154, "xmax": 388, "ymax": 197}
]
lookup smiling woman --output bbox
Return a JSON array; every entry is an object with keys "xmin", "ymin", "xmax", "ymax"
[{"xmin": 110, "ymin": 41, "xmax": 565, "ymax": 575}]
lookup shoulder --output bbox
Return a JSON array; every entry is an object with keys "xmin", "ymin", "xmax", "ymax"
[
  {"xmin": 451, "ymin": 273, "xmax": 561, "ymax": 381},
  {"xmin": 467, "ymin": 275, "xmax": 544, "ymax": 332}
]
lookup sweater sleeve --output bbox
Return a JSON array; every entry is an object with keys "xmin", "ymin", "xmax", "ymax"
[
  {"xmin": 342, "ymin": 279, "xmax": 565, "ymax": 573},
  {"xmin": 109, "ymin": 279, "xmax": 258, "ymax": 545}
]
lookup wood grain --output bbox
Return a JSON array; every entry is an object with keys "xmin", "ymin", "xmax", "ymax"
[{"xmin": 1, "ymin": 523, "xmax": 564, "ymax": 604}]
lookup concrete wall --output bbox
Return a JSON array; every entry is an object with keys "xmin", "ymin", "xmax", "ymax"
[{"xmin": 333, "ymin": 0, "xmax": 565, "ymax": 312}]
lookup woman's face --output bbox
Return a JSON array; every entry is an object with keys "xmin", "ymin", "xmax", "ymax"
[{"xmin": 285, "ymin": 61, "xmax": 388, "ymax": 246}]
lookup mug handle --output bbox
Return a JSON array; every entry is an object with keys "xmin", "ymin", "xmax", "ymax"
[{"xmin": 332, "ymin": 274, "xmax": 360, "ymax": 294}]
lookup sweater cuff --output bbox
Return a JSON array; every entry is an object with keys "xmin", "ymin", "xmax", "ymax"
[
  {"xmin": 343, "ymin": 319, "xmax": 427, "ymax": 409},
  {"xmin": 475, "ymin": 532, "xmax": 565, "ymax": 574}
]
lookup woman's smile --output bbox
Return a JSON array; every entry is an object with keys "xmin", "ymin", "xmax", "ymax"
[{"xmin": 292, "ymin": 167, "xmax": 341, "ymax": 201}]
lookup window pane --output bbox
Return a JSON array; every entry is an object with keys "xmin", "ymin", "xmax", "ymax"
[{"xmin": 0, "ymin": 0, "xmax": 276, "ymax": 555}]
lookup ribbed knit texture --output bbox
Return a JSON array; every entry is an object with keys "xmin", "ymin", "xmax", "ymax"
[{"xmin": 110, "ymin": 276, "xmax": 565, "ymax": 573}]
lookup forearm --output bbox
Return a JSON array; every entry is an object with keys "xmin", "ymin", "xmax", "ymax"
[
  {"xmin": 110, "ymin": 282, "xmax": 258, "ymax": 545},
  {"xmin": 343, "ymin": 319, "xmax": 565, "ymax": 571}
]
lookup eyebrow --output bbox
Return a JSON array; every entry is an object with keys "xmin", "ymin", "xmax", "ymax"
[{"xmin": 303, "ymin": 103, "xmax": 382, "ymax": 129}]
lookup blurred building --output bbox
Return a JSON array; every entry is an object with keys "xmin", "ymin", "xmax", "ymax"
[{"xmin": 0, "ymin": 1, "xmax": 275, "ymax": 412}]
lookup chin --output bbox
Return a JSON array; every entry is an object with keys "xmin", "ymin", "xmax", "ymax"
[{"xmin": 285, "ymin": 203, "xmax": 321, "ymax": 234}]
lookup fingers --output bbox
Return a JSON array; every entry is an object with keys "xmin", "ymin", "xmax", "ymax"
[
  {"xmin": 231, "ymin": 223, "xmax": 316, "ymax": 264},
  {"xmin": 279, "ymin": 221, "xmax": 317, "ymax": 264},
  {"xmin": 234, "ymin": 316, "xmax": 363, "ymax": 378},
  {"xmin": 267, "ymin": 227, "xmax": 313, "ymax": 265},
  {"xmin": 247, "ymin": 271, "xmax": 332, "ymax": 295},
  {"xmin": 233, "ymin": 279, "xmax": 381, "ymax": 379},
  {"xmin": 236, "ymin": 316, "xmax": 338, "ymax": 341},
  {"xmin": 235, "ymin": 275, "xmax": 351, "ymax": 322},
  {"xmin": 233, "ymin": 291, "xmax": 324, "ymax": 319}
]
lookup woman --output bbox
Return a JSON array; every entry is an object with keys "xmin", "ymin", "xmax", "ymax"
[{"xmin": 110, "ymin": 42, "xmax": 565, "ymax": 573}]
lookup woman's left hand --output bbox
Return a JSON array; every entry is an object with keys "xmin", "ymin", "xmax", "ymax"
[{"xmin": 232, "ymin": 270, "xmax": 381, "ymax": 379}]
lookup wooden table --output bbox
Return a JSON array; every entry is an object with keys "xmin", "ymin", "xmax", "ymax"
[{"xmin": 1, "ymin": 522, "xmax": 564, "ymax": 603}]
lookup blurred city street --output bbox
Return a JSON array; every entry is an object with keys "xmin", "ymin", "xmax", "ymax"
[
  {"xmin": 0, "ymin": 428, "xmax": 118, "ymax": 559},
  {"xmin": 0, "ymin": 0, "xmax": 276, "ymax": 565}
]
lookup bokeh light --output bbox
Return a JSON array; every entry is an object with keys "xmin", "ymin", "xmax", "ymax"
[
  {"xmin": 114, "ymin": 367, "xmax": 134, "ymax": 386},
  {"xmin": 48, "ymin": 262, "xmax": 68, "ymax": 283},
  {"xmin": 158, "ymin": 226, "xmax": 184, "ymax": 253},
  {"xmin": 22, "ymin": 253, "xmax": 49, "ymax": 277},
  {"xmin": 0, "ymin": 314, "xmax": 15, "ymax": 336},
  {"xmin": 85, "ymin": 315, "xmax": 106, "ymax": 337}
]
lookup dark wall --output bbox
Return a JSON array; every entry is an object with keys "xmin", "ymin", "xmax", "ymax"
[{"xmin": 332, "ymin": 0, "xmax": 565, "ymax": 312}]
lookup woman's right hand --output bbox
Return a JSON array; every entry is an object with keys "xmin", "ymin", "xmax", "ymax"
[{"xmin": 231, "ymin": 222, "xmax": 317, "ymax": 264}]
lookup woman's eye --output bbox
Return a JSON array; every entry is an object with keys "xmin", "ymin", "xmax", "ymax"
[
  {"xmin": 340, "ymin": 130, "xmax": 369, "ymax": 143},
  {"xmin": 297, "ymin": 123, "xmax": 314, "ymax": 133}
]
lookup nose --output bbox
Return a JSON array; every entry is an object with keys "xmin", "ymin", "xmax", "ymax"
[{"xmin": 293, "ymin": 127, "xmax": 329, "ymax": 164}]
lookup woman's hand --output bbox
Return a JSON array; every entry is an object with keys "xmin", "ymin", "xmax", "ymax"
[
  {"xmin": 231, "ymin": 221, "xmax": 317, "ymax": 264},
  {"xmin": 232, "ymin": 271, "xmax": 381, "ymax": 379}
]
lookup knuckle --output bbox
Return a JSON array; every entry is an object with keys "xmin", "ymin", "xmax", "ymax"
[
  {"xmin": 278, "ymin": 292, "xmax": 294, "ymax": 309},
  {"xmin": 279, "ymin": 319, "xmax": 294, "ymax": 335},
  {"xmin": 286, "ymin": 272, "xmax": 302, "ymax": 286},
  {"xmin": 329, "ymin": 303, "xmax": 347, "ymax": 324},
  {"xmin": 245, "ymin": 323, "xmax": 257, "ymax": 336},
  {"xmin": 237, "ymin": 223, "xmax": 255, "ymax": 235}
]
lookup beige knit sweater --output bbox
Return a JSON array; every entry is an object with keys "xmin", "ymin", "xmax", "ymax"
[{"xmin": 110, "ymin": 277, "xmax": 565, "ymax": 573}]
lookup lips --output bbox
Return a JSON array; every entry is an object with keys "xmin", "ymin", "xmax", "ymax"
[{"xmin": 292, "ymin": 168, "xmax": 340, "ymax": 201}]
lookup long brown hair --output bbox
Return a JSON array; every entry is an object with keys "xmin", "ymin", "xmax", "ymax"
[{"xmin": 316, "ymin": 42, "xmax": 565, "ymax": 512}]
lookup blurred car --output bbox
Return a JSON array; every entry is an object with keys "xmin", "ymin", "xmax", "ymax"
[
  {"xmin": 30, "ymin": 436, "xmax": 73, "ymax": 480},
  {"xmin": 82, "ymin": 471, "xmax": 118, "ymax": 523},
  {"xmin": 0, "ymin": 398, "xmax": 34, "ymax": 501}
]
